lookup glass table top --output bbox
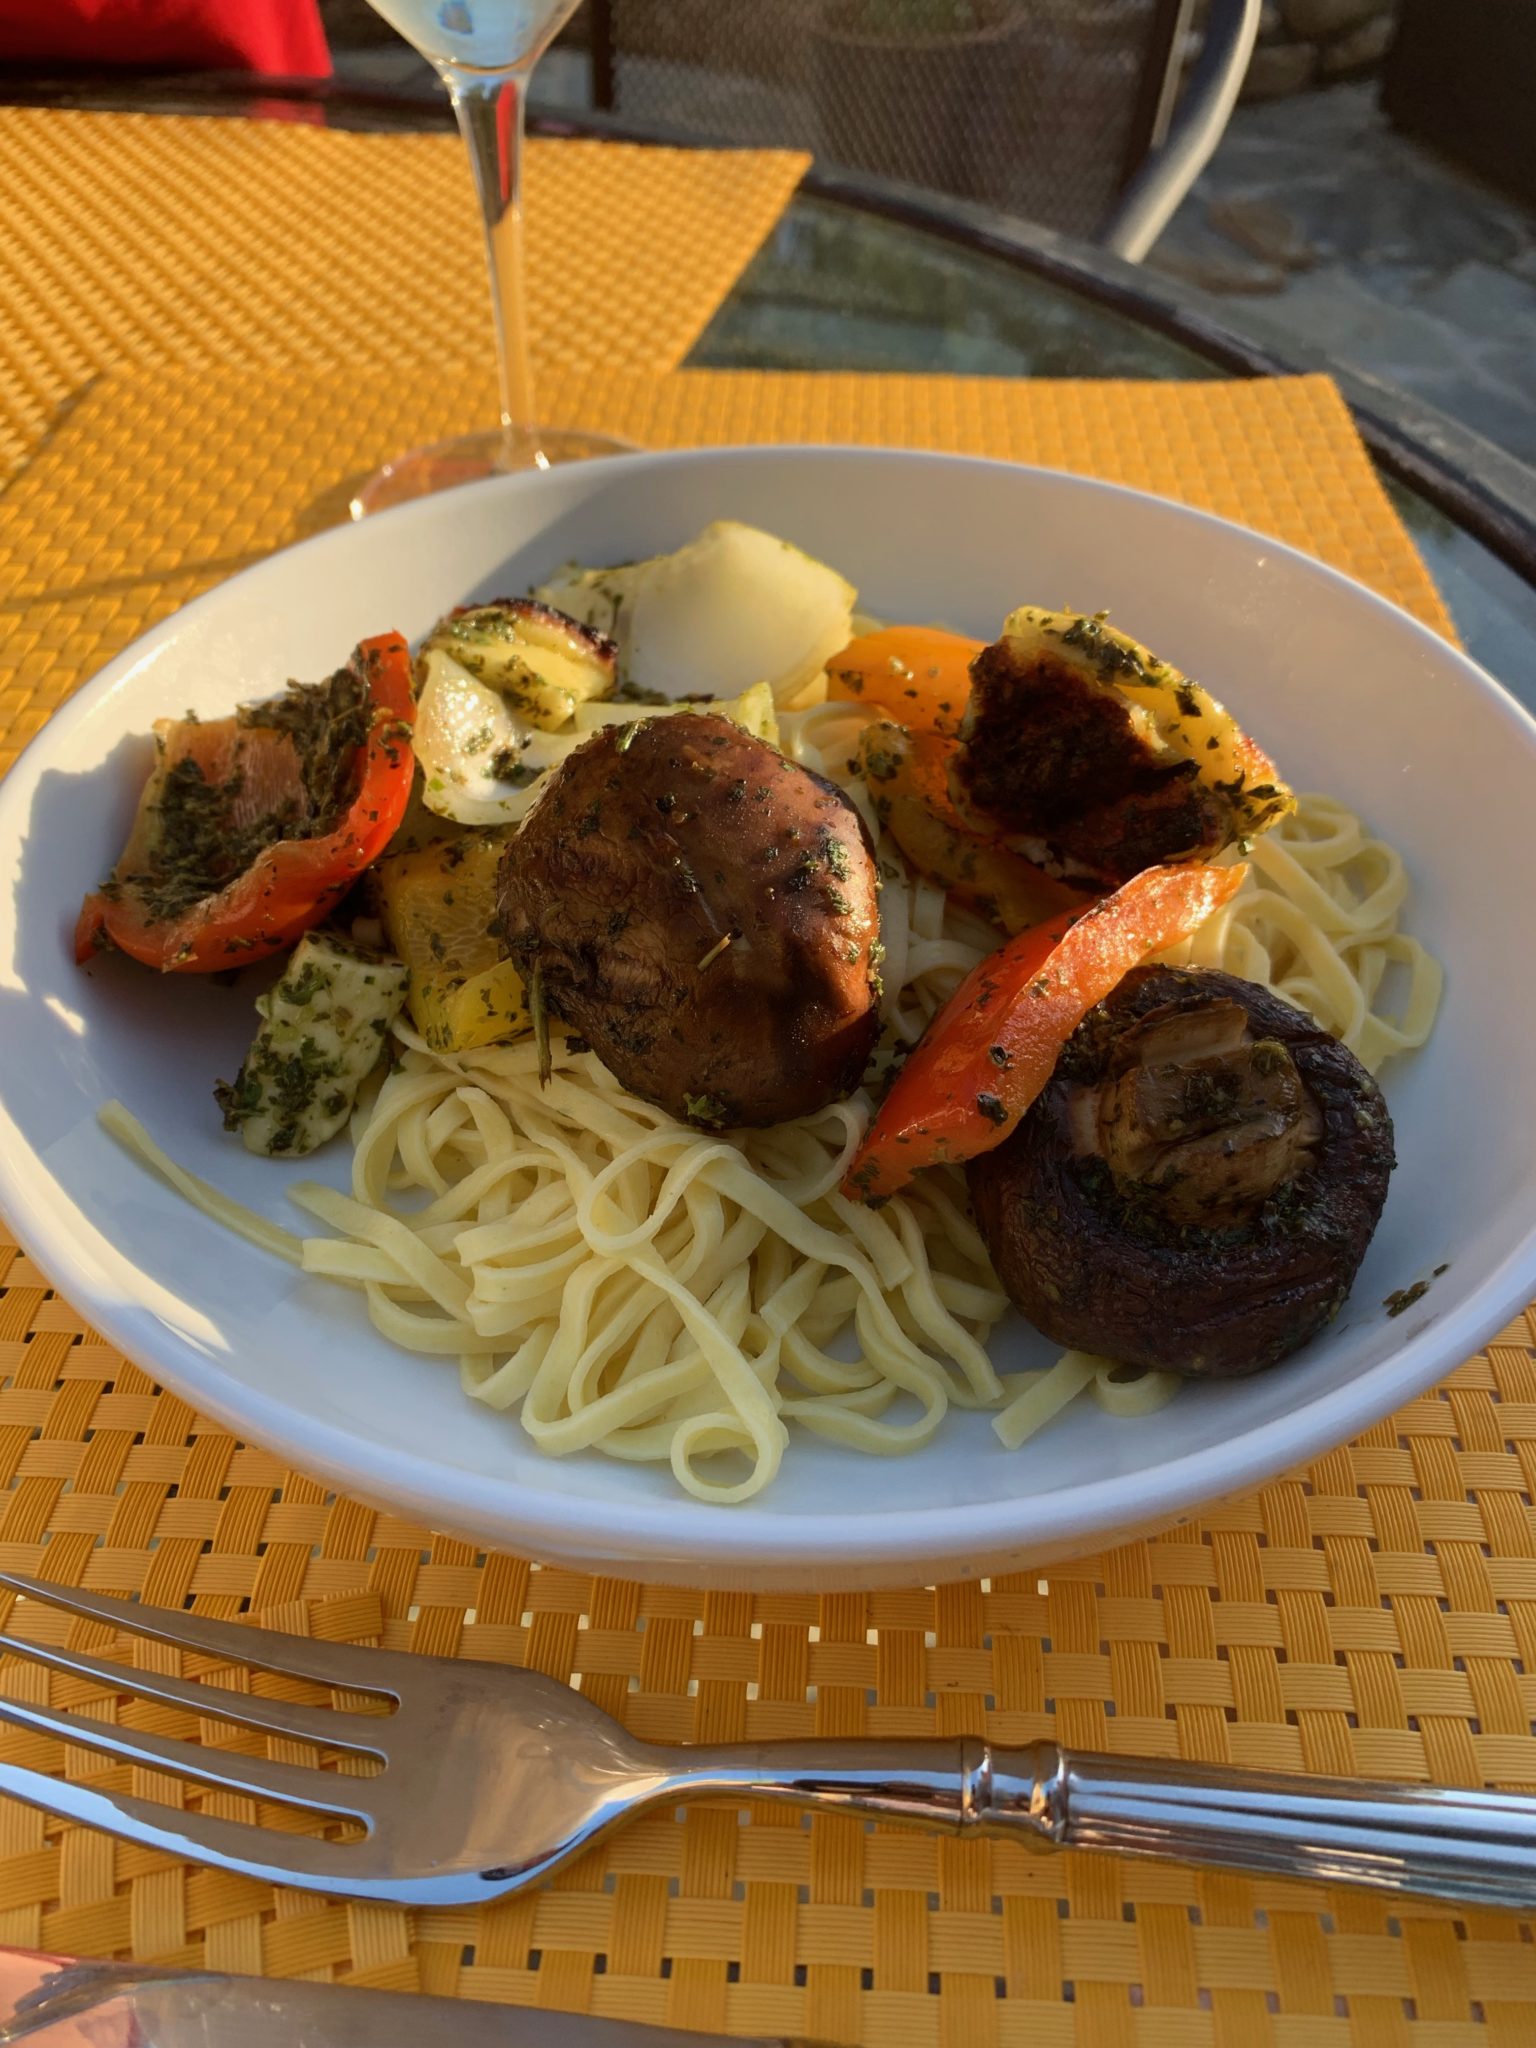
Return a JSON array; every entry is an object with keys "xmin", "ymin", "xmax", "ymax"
[{"xmin": 688, "ymin": 192, "xmax": 1536, "ymax": 695}]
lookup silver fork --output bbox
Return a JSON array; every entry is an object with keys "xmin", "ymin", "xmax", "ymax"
[{"xmin": 0, "ymin": 1568, "xmax": 1532, "ymax": 1911}]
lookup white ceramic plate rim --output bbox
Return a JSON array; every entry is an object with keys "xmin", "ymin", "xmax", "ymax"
[{"xmin": 3, "ymin": 444, "xmax": 1534, "ymax": 1575}]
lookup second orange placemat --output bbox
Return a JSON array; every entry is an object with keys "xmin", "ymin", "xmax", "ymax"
[{"xmin": 0, "ymin": 361, "xmax": 1453, "ymax": 779}]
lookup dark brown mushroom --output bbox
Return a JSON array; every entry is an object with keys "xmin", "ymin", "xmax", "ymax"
[
  {"xmin": 966, "ymin": 965, "xmax": 1394, "ymax": 1378},
  {"xmin": 498, "ymin": 713, "xmax": 882, "ymax": 1129}
]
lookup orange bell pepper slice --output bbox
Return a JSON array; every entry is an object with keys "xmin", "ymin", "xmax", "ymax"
[
  {"xmin": 76, "ymin": 633, "xmax": 416, "ymax": 973},
  {"xmin": 859, "ymin": 718, "xmax": 1081, "ymax": 934},
  {"xmin": 828, "ymin": 625, "xmax": 983, "ymax": 736},
  {"xmin": 843, "ymin": 861, "xmax": 1246, "ymax": 1202}
]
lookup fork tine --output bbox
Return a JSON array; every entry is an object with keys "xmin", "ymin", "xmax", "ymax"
[
  {"xmin": 0, "ymin": 1629, "xmax": 390, "ymax": 1756},
  {"xmin": 0, "ymin": 1691, "xmax": 371, "ymax": 1816},
  {"xmin": 0, "ymin": 1571, "xmax": 410, "ymax": 1694},
  {"xmin": 0, "ymin": 1755, "xmax": 419, "ymax": 1900}
]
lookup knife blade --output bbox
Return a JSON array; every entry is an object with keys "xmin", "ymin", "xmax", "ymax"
[{"xmin": 0, "ymin": 1948, "xmax": 825, "ymax": 2047}]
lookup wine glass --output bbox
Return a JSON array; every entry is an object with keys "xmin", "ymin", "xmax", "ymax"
[{"xmin": 351, "ymin": 0, "xmax": 635, "ymax": 517}]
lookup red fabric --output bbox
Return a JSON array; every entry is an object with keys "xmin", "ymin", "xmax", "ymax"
[{"xmin": 0, "ymin": 0, "xmax": 333, "ymax": 77}]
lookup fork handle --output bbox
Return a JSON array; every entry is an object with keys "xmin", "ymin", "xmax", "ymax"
[
  {"xmin": 986, "ymin": 1744, "xmax": 1536, "ymax": 1911},
  {"xmin": 674, "ymin": 1740, "xmax": 1536, "ymax": 1911}
]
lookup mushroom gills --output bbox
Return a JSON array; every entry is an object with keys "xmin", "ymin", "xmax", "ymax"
[{"xmin": 1071, "ymin": 998, "xmax": 1323, "ymax": 1228}]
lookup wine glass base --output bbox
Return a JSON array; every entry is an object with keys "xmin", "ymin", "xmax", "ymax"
[{"xmin": 350, "ymin": 426, "xmax": 638, "ymax": 518}]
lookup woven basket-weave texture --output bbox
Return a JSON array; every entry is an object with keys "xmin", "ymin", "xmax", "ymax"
[
  {"xmin": 0, "ymin": 106, "xmax": 809, "ymax": 484},
  {"xmin": 0, "ymin": 350, "xmax": 1533, "ymax": 2045}
]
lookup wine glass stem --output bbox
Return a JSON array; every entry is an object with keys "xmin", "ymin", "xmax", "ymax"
[{"xmin": 443, "ymin": 64, "xmax": 539, "ymax": 463}]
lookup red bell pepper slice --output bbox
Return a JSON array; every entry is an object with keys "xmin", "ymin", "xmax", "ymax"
[
  {"xmin": 843, "ymin": 861, "xmax": 1246, "ymax": 1202},
  {"xmin": 76, "ymin": 632, "xmax": 415, "ymax": 973}
]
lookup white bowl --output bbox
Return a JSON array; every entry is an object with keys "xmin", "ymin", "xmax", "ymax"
[{"xmin": 0, "ymin": 447, "xmax": 1530, "ymax": 1590}]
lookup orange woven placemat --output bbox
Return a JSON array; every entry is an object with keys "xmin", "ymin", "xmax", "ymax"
[
  {"xmin": 0, "ymin": 107, "xmax": 809, "ymax": 484},
  {"xmin": 1, "ymin": 361, "xmax": 1534, "ymax": 2046},
  {"xmin": 0, "ymin": 362, "xmax": 1454, "ymax": 775}
]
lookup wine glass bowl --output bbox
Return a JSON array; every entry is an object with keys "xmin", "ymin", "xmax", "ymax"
[
  {"xmin": 367, "ymin": 0, "xmax": 582, "ymax": 72},
  {"xmin": 351, "ymin": 0, "xmax": 635, "ymax": 515}
]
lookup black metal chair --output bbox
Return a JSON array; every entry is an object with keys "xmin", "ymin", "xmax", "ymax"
[{"xmin": 576, "ymin": 0, "xmax": 1260, "ymax": 260}]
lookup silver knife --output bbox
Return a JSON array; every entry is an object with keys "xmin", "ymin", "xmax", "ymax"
[{"xmin": 0, "ymin": 1947, "xmax": 823, "ymax": 2047}]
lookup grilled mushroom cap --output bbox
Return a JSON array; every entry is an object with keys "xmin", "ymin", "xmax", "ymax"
[
  {"xmin": 498, "ymin": 712, "xmax": 882, "ymax": 1129},
  {"xmin": 967, "ymin": 965, "xmax": 1394, "ymax": 1378}
]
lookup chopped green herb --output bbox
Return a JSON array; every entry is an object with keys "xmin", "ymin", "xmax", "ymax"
[
  {"xmin": 682, "ymin": 1093, "xmax": 731, "ymax": 1128},
  {"xmin": 1384, "ymin": 1279, "xmax": 1431, "ymax": 1318}
]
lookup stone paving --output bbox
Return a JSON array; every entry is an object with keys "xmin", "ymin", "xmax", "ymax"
[{"xmin": 1152, "ymin": 83, "xmax": 1536, "ymax": 466}]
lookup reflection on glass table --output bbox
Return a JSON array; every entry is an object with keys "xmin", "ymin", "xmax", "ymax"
[{"xmin": 698, "ymin": 196, "xmax": 1222, "ymax": 383}]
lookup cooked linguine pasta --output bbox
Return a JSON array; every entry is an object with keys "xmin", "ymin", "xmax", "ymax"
[
  {"xmin": 272, "ymin": 702, "xmax": 1441, "ymax": 1500},
  {"xmin": 1164, "ymin": 794, "xmax": 1442, "ymax": 1076}
]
